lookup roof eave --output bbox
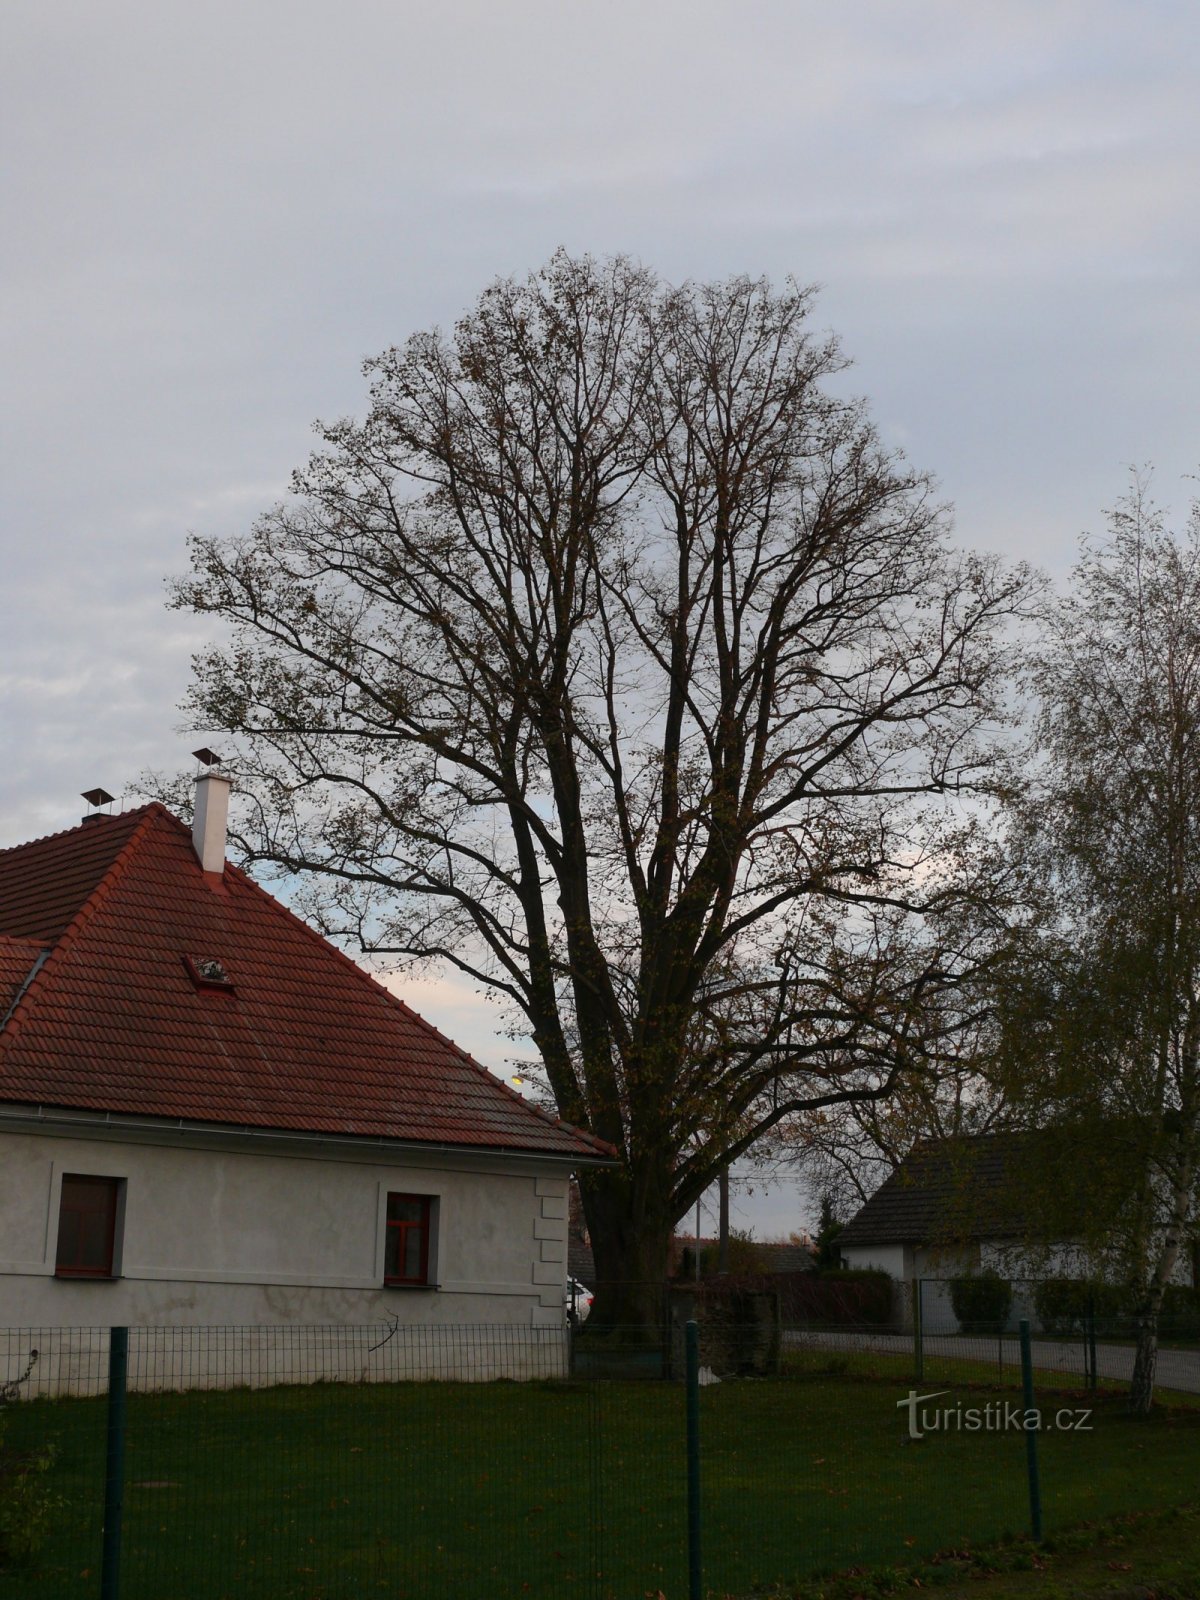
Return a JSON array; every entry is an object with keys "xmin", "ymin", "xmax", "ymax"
[{"xmin": 0, "ymin": 1102, "xmax": 620, "ymax": 1167}]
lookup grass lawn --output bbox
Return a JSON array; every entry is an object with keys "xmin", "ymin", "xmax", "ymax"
[
  {"xmin": 770, "ymin": 1503, "xmax": 1200, "ymax": 1600},
  {"xmin": 3, "ymin": 1373, "xmax": 1198, "ymax": 1599}
]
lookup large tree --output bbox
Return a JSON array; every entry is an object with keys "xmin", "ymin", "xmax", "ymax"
[
  {"xmin": 172, "ymin": 252, "xmax": 1026, "ymax": 1325},
  {"xmin": 1003, "ymin": 478, "xmax": 1200, "ymax": 1411}
]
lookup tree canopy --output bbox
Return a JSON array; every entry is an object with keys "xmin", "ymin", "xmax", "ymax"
[
  {"xmin": 787, "ymin": 1052, "xmax": 1010, "ymax": 1218},
  {"xmin": 172, "ymin": 252, "xmax": 1028, "ymax": 1322}
]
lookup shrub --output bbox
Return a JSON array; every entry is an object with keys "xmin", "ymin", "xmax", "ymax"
[
  {"xmin": 1033, "ymin": 1278, "xmax": 1128, "ymax": 1336},
  {"xmin": 949, "ymin": 1271, "xmax": 1013, "ymax": 1333},
  {"xmin": 0, "ymin": 1415, "xmax": 58, "ymax": 1569},
  {"xmin": 668, "ymin": 1280, "xmax": 782, "ymax": 1374},
  {"xmin": 1033, "ymin": 1276, "xmax": 1090, "ymax": 1336},
  {"xmin": 774, "ymin": 1269, "xmax": 894, "ymax": 1328}
]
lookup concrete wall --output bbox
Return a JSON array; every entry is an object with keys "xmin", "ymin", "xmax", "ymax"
[
  {"xmin": 0, "ymin": 1123, "xmax": 570, "ymax": 1340},
  {"xmin": 0, "ymin": 1321, "xmax": 571, "ymax": 1397}
]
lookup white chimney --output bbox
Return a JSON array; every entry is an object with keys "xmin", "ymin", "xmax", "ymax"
[{"xmin": 192, "ymin": 771, "xmax": 231, "ymax": 874}]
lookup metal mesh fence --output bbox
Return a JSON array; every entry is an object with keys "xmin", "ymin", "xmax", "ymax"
[
  {"xmin": 1, "ymin": 1315, "xmax": 1198, "ymax": 1599},
  {"xmin": 1, "ymin": 1322, "xmax": 569, "ymax": 1396},
  {"xmin": 914, "ymin": 1278, "xmax": 1200, "ymax": 1395}
]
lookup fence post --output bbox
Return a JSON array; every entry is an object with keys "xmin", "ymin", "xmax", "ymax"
[
  {"xmin": 911, "ymin": 1279, "xmax": 924, "ymax": 1384},
  {"xmin": 1018, "ymin": 1318, "xmax": 1043, "ymax": 1542},
  {"xmin": 101, "ymin": 1326, "xmax": 129, "ymax": 1600},
  {"xmin": 1087, "ymin": 1294, "xmax": 1098, "ymax": 1392},
  {"xmin": 685, "ymin": 1319, "xmax": 702, "ymax": 1600}
]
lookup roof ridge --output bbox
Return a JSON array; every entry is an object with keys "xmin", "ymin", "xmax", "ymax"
[
  {"xmin": 216, "ymin": 856, "xmax": 615, "ymax": 1159},
  {"xmin": 0, "ymin": 801, "xmax": 158, "ymax": 858},
  {"xmin": 0, "ymin": 806, "xmax": 165, "ymax": 1057}
]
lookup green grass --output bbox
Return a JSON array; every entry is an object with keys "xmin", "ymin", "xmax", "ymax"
[
  {"xmin": 765, "ymin": 1502, "xmax": 1200, "ymax": 1599},
  {"xmin": 3, "ymin": 1373, "xmax": 1198, "ymax": 1599}
]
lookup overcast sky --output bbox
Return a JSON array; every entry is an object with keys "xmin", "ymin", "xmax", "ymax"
[{"xmin": 3, "ymin": 1, "xmax": 1198, "ymax": 1236}]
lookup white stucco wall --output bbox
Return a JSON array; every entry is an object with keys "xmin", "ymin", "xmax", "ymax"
[
  {"xmin": 0, "ymin": 1119, "xmax": 572, "ymax": 1340},
  {"xmin": 838, "ymin": 1243, "xmax": 911, "ymax": 1280},
  {"xmin": 835, "ymin": 1243, "xmax": 913, "ymax": 1327}
]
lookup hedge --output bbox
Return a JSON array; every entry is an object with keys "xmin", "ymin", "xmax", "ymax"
[{"xmin": 949, "ymin": 1271, "xmax": 1013, "ymax": 1334}]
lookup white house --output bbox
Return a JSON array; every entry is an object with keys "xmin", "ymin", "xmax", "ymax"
[
  {"xmin": 0, "ymin": 774, "xmax": 612, "ymax": 1382},
  {"xmin": 838, "ymin": 1132, "xmax": 1198, "ymax": 1334}
]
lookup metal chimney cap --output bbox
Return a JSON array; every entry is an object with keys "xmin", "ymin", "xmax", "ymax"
[
  {"xmin": 192, "ymin": 748, "xmax": 222, "ymax": 769},
  {"xmin": 81, "ymin": 787, "xmax": 115, "ymax": 808}
]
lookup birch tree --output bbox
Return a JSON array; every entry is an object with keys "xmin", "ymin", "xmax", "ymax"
[{"xmin": 1006, "ymin": 478, "xmax": 1200, "ymax": 1411}]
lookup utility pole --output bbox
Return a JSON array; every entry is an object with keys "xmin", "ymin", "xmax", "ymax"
[{"xmin": 717, "ymin": 1167, "xmax": 730, "ymax": 1274}]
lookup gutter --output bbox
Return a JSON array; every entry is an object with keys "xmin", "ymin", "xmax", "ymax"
[{"xmin": 0, "ymin": 1102, "xmax": 618, "ymax": 1167}]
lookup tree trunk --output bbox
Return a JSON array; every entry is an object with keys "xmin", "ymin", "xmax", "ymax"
[
  {"xmin": 1129, "ymin": 1313, "xmax": 1158, "ymax": 1415},
  {"xmin": 579, "ymin": 1167, "xmax": 673, "ymax": 1332},
  {"xmin": 1127, "ymin": 1144, "xmax": 1195, "ymax": 1415}
]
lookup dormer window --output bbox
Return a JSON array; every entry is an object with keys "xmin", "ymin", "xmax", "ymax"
[{"xmin": 183, "ymin": 955, "xmax": 235, "ymax": 992}]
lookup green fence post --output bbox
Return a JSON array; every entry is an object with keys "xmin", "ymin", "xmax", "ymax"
[
  {"xmin": 1018, "ymin": 1318, "xmax": 1043, "ymax": 1542},
  {"xmin": 1087, "ymin": 1295, "xmax": 1098, "ymax": 1392},
  {"xmin": 685, "ymin": 1318, "xmax": 702, "ymax": 1600},
  {"xmin": 101, "ymin": 1326, "xmax": 128, "ymax": 1600},
  {"xmin": 911, "ymin": 1279, "xmax": 924, "ymax": 1383}
]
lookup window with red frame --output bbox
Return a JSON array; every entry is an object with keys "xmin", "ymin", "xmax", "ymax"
[
  {"xmin": 55, "ymin": 1174, "xmax": 121, "ymax": 1277},
  {"xmin": 384, "ymin": 1193, "xmax": 431, "ymax": 1285}
]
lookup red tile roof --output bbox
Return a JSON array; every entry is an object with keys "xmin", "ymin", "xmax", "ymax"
[
  {"xmin": 0, "ymin": 936, "xmax": 47, "ymax": 1020},
  {"xmin": 0, "ymin": 806, "xmax": 610, "ymax": 1162},
  {"xmin": 0, "ymin": 810, "xmax": 145, "ymax": 944}
]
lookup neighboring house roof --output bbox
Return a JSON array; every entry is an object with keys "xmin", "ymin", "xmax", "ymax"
[
  {"xmin": 837, "ymin": 1132, "xmax": 1039, "ymax": 1248},
  {"xmin": 666, "ymin": 1236, "xmax": 817, "ymax": 1275},
  {"xmin": 752, "ymin": 1242, "xmax": 817, "ymax": 1274},
  {"xmin": 0, "ymin": 804, "xmax": 612, "ymax": 1163},
  {"xmin": 567, "ymin": 1237, "xmax": 595, "ymax": 1288}
]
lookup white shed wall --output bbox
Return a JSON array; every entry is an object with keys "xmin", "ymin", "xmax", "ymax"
[{"xmin": 839, "ymin": 1243, "xmax": 911, "ymax": 1280}]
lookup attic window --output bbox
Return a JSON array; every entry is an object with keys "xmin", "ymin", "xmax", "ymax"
[{"xmin": 183, "ymin": 955, "xmax": 235, "ymax": 992}]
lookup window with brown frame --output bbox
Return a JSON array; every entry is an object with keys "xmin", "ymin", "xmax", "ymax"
[
  {"xmin": 384, "ymin": 1193, "xmax": 432, "ymax": 1286},
  {"xmin": 55, "ymin": 1174, "xmax": 122, "ymax": 1278}
]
